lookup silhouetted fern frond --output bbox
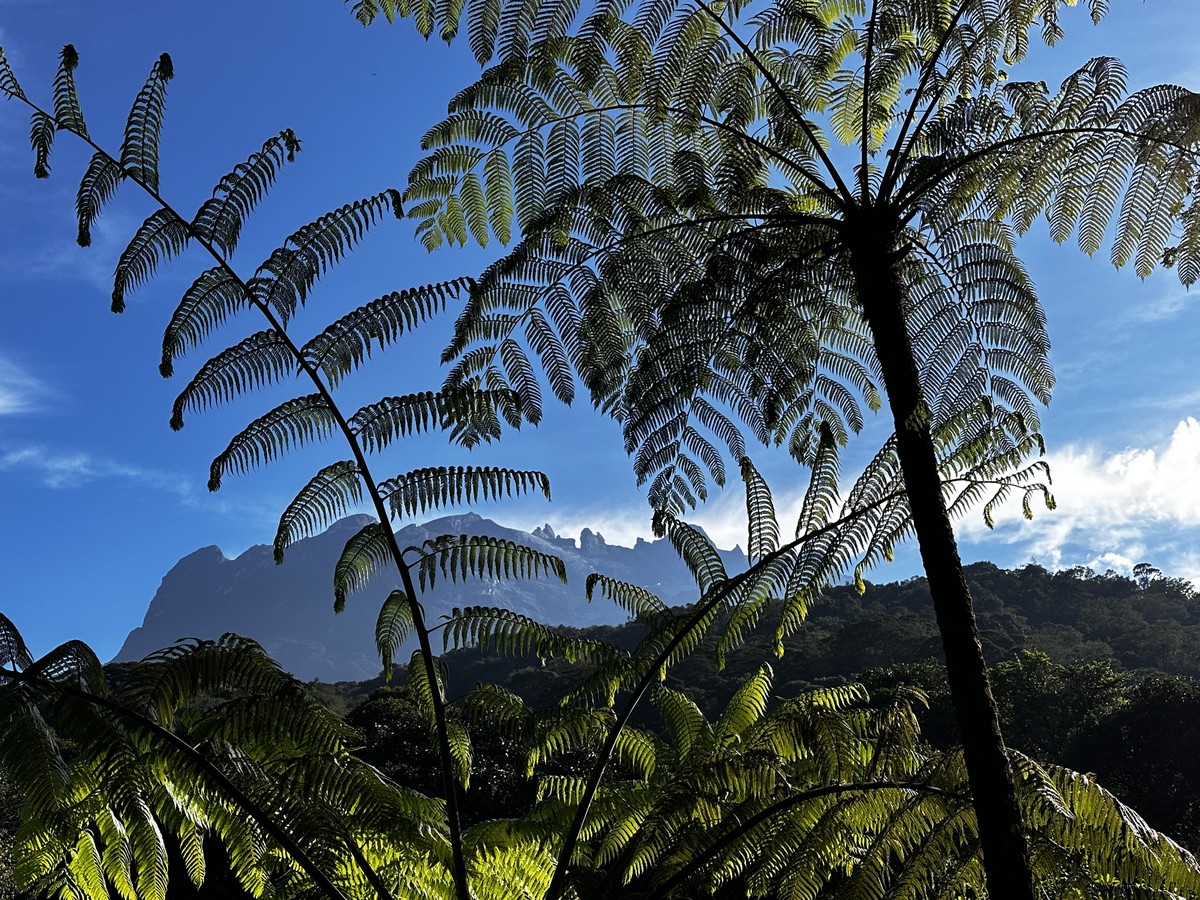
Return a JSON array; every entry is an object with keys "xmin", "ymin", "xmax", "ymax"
[
  {"xmin": 274, "ymin": 460, "xmax": 363, "ymax": 563},
  {"xmin": 119, "ymin": 53, "xmax": 173, "ymax": 192},
  {"xmin": 377, "ymin": 465, "xmax": 550, "ymax": 519},
  {"xmin": 208, "ymin": 394, "xmax": 339, "ymax": 490},
  {"xmin": 414, "ymin": 534, "xmax": 566, "ymax": 589}
]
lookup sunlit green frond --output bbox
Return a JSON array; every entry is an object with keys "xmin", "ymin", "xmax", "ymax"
[
  {"xmin": 274, "ymin": 460, "xmax": 363, "ymax": 563},
  {"xmin": 112, "ymin": 208, "xmax": 191, "ymax": 312},
  {"xmin": 191, "ymin": 129, "xmax": 301, "ymax": 257},
  {"xmin": 208, "ymin": 394, "xmax": 339, "ymax": 490},
  {"xmin": 414, "ymin": 534, "xmax": 566, "ymax": 589},
  {"xmin": 333, "ymin": 519, "xmax": 392, "ymax": 612},
  {"xmin": 119, "ymin": 53, "xmax": 173, "ymax": 193},
  {"xmin": 378, "ymin": 465, "xmax": 550, "ymax": 520}
]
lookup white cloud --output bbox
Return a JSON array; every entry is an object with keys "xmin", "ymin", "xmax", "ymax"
[
  {"xmin": 958, "ymin": 417, "xmax": 1200, "ymax": 580},
  {"xmin": 0, "ymin": 354, "xmax": 52, "ymax": 415},
  {"xmin": 0, "ymin": 445, "xmax": 182, "ymax": 490}
]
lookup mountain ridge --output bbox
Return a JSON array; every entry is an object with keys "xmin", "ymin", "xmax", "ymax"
[{"xmin": 115, "ymin": 513, "xmax": 747, "ymax": 680}]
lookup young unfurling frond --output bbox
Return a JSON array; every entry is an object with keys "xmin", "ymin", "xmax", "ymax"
[
  {"xmin": 120, "ymin": 53, "xmax": 173, "ymax": 193},
  {"xmin": 191, "ymin": 130, "xmax": 301, "ymax": 257}
]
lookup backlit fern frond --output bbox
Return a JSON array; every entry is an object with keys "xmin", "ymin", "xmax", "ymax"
[
  {"xmin": 29, "ymin": 110, "xmax": 54, "ymax": 179},
  {"xmin": 208, "ymin": 394, "xmax": 339, "ymax": 490},
  {"xmin": 119, "ymin": 53, "xmax": 173, "ymax": 192},
  {"xmin": 0, "ymin": 46, "xmax": 26, "ymax": 100},
  {"xmin": 350, "ymin": 387, "xmax": 514, "ymax": 452},
  {"xmin": 112, "ymin": 208, "xmax": 192, "ymax": 312},
  {"xmin": 375, "ymin": 589, "xmax": 414, "ymax": 679},
  {"xmin": 377, "ymin": 465, "xmax": 550, "ymax": 519},
  {"xmin": 274, "ymin": 460, "xmax": 363, "ymax": 563},
  {"xmin": 249, "ymin": 191, "xmax": 403, "ymax": 325},
  {"xmin": 585, "ymin": 573, "xmax": 668, "ymax": 622},
  {"xmin": 191, "ymin": 129, "xmax": 301, "ymax": 257},
  {"xmin": 413, "ymin": 534, "xmax": 566, "ymax": 589},
  {"xmin": 170, "ymin": 329, "xmax": 296, "ymax": 430},
  {"xmin": 333, "ymin": 519, "xmax": 391, "ymax": 611}
]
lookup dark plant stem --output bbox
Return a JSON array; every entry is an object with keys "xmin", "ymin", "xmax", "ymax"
[{"xmin": 850, "ymin": 219, "xmax": 1036, "ymax": 900}]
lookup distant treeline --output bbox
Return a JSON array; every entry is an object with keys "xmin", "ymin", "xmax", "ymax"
[{"xmin": 304, "ymin": 561, "xmax": 1200, "ymax": 851}]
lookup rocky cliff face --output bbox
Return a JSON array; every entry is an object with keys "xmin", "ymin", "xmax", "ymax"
[{"xmin": 115, "ymin": 514, "xmax": 745, "ymax": 681}]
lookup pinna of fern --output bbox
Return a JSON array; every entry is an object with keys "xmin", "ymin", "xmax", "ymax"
[{"xmin": 0, "ymin": 42, "xmax": 576, "ymax": 900}]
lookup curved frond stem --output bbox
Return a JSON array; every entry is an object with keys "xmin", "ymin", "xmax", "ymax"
[
  {"xmin": 17, "ymin": 94, "xmax": 475, "ymax": 900},
  {"xmin": 642, "ymin": 780, "xmax": 971, "ymax": 900},
  {"xmin": 897, "ymin": 125, "xmax": 1200, "ymax": 219},
  {"xmin": 0, "ymin": 665, "xmax": 353, "ymax": 900},
  {"xmin": 687, "ymin": 0, "xmax": 854, "ymax": 206},
  {"xmin": 860, "ymin": 0, "xmax": 880, "ymax": 203},
  {"xmin": 544, "ymin": 486, "xmax": 904, "ymax": 899}
]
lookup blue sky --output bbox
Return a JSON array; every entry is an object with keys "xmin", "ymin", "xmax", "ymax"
[{"xmin": 2, "ymin": 1, "xmax": 1200, "ymax": 661}]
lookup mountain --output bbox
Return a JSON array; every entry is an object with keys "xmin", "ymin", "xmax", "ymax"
[{"xmin": 114, "ymin": 514, "xmax": 747, "ymax": 680}]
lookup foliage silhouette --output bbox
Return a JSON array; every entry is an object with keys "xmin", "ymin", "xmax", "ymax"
[
  {"xmin": 3, "ymin": 31, "xmax": 1200, "ymax": 900},
  {"xmin": 350, "ymin": 1, "xmax": 1200, "ymax": 894}
]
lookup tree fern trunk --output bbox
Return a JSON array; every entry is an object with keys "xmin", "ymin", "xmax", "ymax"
[{"xmin": 852, "ymin": 237, "xmax": 1036, "ymax": 900}]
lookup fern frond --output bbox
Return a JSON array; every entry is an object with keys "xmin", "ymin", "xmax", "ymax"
[
  {"xmin": 377, "ymin": 465, "xmax": 550, "ymax": 520},
  {"xmin": 249, "ymin": 190, "xmax": 403, "ymax": 324},
  {"xmin": 75, "ymin": 151, "xmax": 124, "ymax": 248},
  {"xmin": 208, "ymin": 394, "xmax": 338, "ymax": 491},
  {"xmin": 375, "ymin": 589, "xmax": 414, "ymax": 679},
  {"xmin": 274, "ymin": 460, "xmax": 363, "ymax": 563},
  {"xmin": 52, "ymin": 45, "xmax": 87, "ymax": 137},
  {"xmin": 191, "ymin": 129, "xmax": 301, "ymax": 257},
  {"xmin": 414, "ymin": 534, "xmax": 566, "ymax": 589},
  {"xmin": 160, "ymin": 267, "xmax": 246, "ymax": 377},
  {"xmin": 120, "ymin": 53, "xmax": 174, "ymax": 192},
  {"xmin": 170, "ymin": 330, "xmax": 295, "ymax": 431},
  {"xmin": 0, "ymin": 46, "xmax": 27, "ymax": 100},
  {"xmin": 112, "ymin": 208, "xmax": 191, "ymax": 312},
  {"xmin": 333, "ymin": 520, "xmax": 391, "ymax": 611},
  {"xmin": 29, "ymin": 110, "xmax": 54, "ymax": 178},
  {"xmin": 302, "ymin": 278, "xmax": 470, "ymax": 386}
]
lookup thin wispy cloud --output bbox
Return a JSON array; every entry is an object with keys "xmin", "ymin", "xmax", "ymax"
[
  {"xmin": 0, "ymin": 354, "xmax": 53, "ymax": 414},
  {"xmin": 1120, "ymin": 285, "xmax": 1196, "ymax": 325}
]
